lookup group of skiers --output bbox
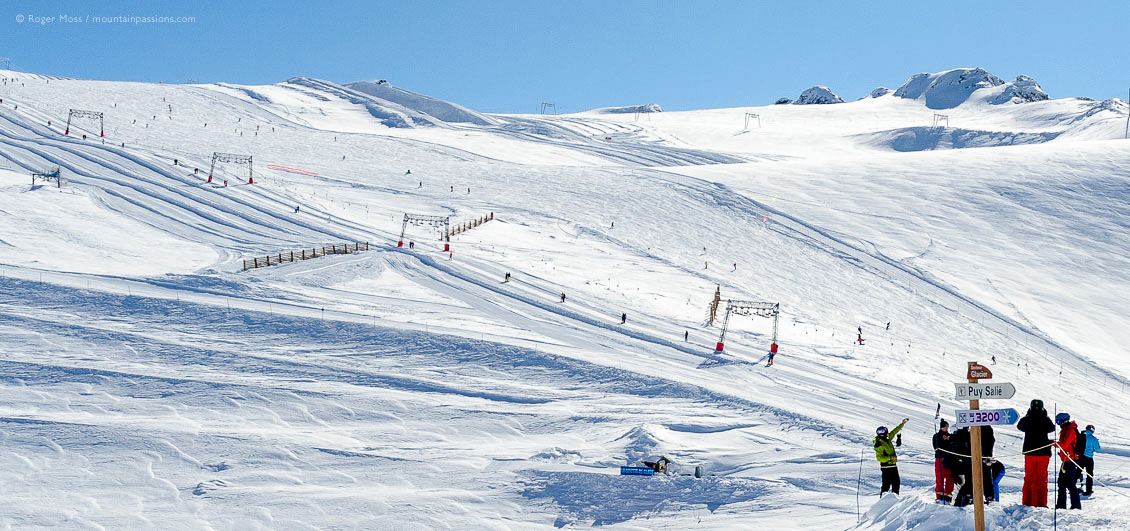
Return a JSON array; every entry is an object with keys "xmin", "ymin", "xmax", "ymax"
[
  {"xmin": 929, "ymin": 419, "xmax": 1004, "ymax": 506},
  {"xmin": 1015, "ymin": 399, "xmax": 1100, "ymax": 509},
  {"xmin": 873, "ymin": 398, "xmax": 1102, "ymax": 509}
]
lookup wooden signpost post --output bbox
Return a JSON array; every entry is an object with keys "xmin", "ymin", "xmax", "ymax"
[{"xmin": 968, "ymin": 362, "xmax": 988, "ymax": 531}]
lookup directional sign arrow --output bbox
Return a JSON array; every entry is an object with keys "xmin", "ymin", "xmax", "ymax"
[
  {"xmin": 955, "ymin": 408, "xmax": 1020, "ymax": 427},
  {"xmin": 954, "ymin": 382, "xmax": 1016, "ymax": 401}
]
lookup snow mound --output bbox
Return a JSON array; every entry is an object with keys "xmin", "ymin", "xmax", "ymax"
[
  {"xmin": 345, "ymin": 80, "xmax": 498, "ymax": 126},
  {"xmin": 894, "ymin": 68, "xmax": 1004, "ymax": 109},
  {"xmin": 892, "ymin": 68, "xmax": 1049, "ymax": 109},
  {"xmin": 794, "ymin": 86, "xmax": 844, "ymax": 105},
  {"xmin": 593, "ymin": 103, "xmax": 663, "ymax": 114},
  {"xmin": 284, "ymin": 77, "xmax": 422, "ymax": 128},
  {"xmin": 858, "ymin": 126, "xmax": 1060, "ymax": 151},
  {"xmin": 987, "ymin": 75, "xmax": 1049, "ymax": 105},
  {"xmin": 852, "ymin": 492, "xmax": 1123, "ymax": 530},
  {"xmin": 869, "ymin": 87, "xmax": 892, "ymax": 98}
]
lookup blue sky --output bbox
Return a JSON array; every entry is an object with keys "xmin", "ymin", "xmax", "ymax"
[{"xmin": 4, "ymin": 0, "xmax": 1128, "ymax": 112}]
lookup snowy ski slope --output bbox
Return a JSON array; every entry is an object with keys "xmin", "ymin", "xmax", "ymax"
[{"xmin": 2, "ymin": 67, "xmax": 1130, "ymax": 529}]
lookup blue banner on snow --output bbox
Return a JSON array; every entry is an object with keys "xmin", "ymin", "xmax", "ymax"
[{"xmin": 620, "ymin": 466, "xmax": 655, "ymax": 476}]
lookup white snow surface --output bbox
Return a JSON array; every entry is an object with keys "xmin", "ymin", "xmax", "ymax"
[{"xmin": 2, "ymin": 66, "xmax": 1130, "ymax": 529}]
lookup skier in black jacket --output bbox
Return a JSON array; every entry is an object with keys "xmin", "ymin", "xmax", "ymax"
[
  {"xmin": 1017, "ymin": 398, "xmax": 1055, "ymax": 507},
  {"xmin": 932, "ymin": 420, "xmax": 954, "ymax": 502}
]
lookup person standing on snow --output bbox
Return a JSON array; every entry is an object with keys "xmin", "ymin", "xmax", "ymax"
[
  {"xmin": 873, "ymin": 418, "xmax": 909, "ymax": 495},
  {"xmin": 560, "ymin": 292, "xmax": 566, "ymax": 303},
  {"xmin": 621, "ymin": 313, "xmax": 627, "ymax": 324},
  {"xmin": 1055, "ymin": 413, "xmax": 1083, "ymax": 510},
  {"xmin": 1079, "ymin": 425, "xmax": 1100, "ymax": 495},
  {"xmin": 1017, "ymin": 399, "xmax": 1055, "ymax": 507},
  {"xmin": 932, "ymin": 419, "xmax": 954, "ymax": 502},
  {"xmin": 949, "ymin": 427, "xmax": 973, "ymax": 506}
]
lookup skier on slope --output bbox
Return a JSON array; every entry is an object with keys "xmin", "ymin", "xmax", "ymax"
[
  {"xmin": 621, "ymin": 313, "xmax": 627, "ymax": 324},
  {"xmin": 560, "ymin": 292, "xmax": 566, "ymax": 303},
  {"xmin": 873, "ymin": 418, "xmax": 909, "ymax": 495}
]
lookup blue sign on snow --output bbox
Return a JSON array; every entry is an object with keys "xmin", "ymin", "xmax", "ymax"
[{"xmin": 620, "ymin": 466, "xmax": 655, "ymax": 476}]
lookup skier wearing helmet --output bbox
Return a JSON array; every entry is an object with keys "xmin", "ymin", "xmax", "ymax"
[
  {"xmin": 1054, "ymin": 412, "xmax": 1082, "ymax": 510},
  {"xmin": 873, "ymin": 417, "xmax": 909, "ymax": 495}
]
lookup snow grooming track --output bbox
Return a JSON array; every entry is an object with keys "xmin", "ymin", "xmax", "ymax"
[
  {"xmin": 0, "ymin": 274, "xmax": 864, "ymax": 528},
  {"xmin": 653, "ymin": 168, "xmax": 1129, "ymax": 389},
  {"xmin": 494, "ymin": 116, "xmax": 750, "ymax": 167},
  {"xmin": 0, "ymin": 109, "xmax": 373, "ymax": 258},
  {"xmin": 375, "ymin": 248, "xmax": 871, "ymax": 439}
]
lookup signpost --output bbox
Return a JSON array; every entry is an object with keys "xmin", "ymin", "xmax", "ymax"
[
  {"xmin": 954, "ymin": 382, "xmax": 1016, "ymax": 400},
  {"xmin": 964, "ymin": 362, "xmax": 990, "ymax": 531},
  {"xmin": 955, "ymin": 362, "xmax": 1018, "ymax": 531}
]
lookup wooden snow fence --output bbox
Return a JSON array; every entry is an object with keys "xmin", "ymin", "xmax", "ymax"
[
  {"xmin": 243, "ymin": 242, "xmax": 369, "ymax": 271},
  {"xmin": 444, "ymin": 212, "xmax": 494, "ymax": 239}
]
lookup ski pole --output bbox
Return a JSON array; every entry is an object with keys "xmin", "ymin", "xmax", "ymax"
[{"xmin": 857, "ymin": 447, "xmax": 865, "ymax": 522}]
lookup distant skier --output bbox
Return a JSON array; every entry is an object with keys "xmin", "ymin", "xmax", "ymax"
[
  {"xmin": 857, "ymin": 333, "xmax": 865, "ymax": 346},
  {"xmin": 409, "ymin": 241, "xmax": 415, "ymax": 249},
  {"xmin": 450, "ymin": 185, "xmax": 454, "ymax": 192},
  {"xmin": 886, "ymin": 322, "xmax": 890, "ymax": 330},
  {"xmin": 418, "ymin": 181, "xmax": 422, "ymax": 188},
  {"xmin": 732, "ymin": 263, "xmax": 737, "ymax": 271},
  {"xmin": 704, "ymin": 261, "xmax": 708, "ymax": 269},
  {"xmin": 621, "ymin": 313, "xmax": 627, "ymax": 324},
  {"xmin": 766, "ymin": 350, "xmax": 775, "ymax": 366},
  {"xmin": 560, "ymin": 292, "xmax": 566, "ymax": 303},
  {"xmin": 173, "ymin": 158, "xmax": 178, "ymax": 166},
  {"xmin": 504, "ymin": 272, "xmax": 511, "ymax": 282},
  {"xmin": 294, "ymin": 205, "xmax": 300, "ymax": 213},
  {"xmin": 610, "ymin": 221, "xmax": 614, "ymax": 228},
  {"xmin": 684, "ymin": 330, "xmax": 688, "ymax": 342},
  {"xmin": 406, "ymin": 169, "xmax": 411, "ymax": 175}
]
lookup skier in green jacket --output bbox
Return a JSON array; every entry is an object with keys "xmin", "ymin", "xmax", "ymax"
[{"xmin": 874, "ymin": 418, "xmax": 910, "ymax": 495}]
